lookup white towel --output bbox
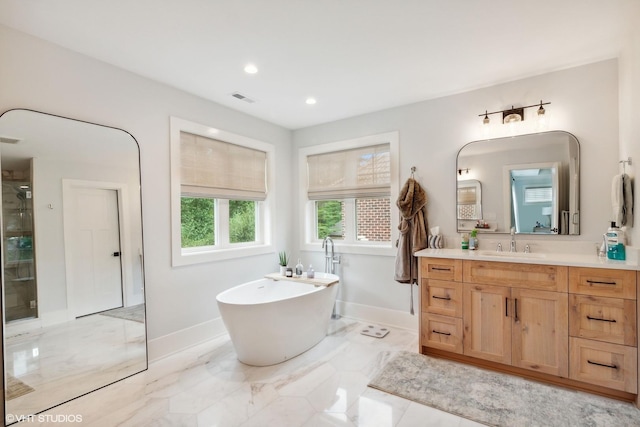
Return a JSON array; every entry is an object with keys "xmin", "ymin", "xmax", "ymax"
[{"xmin": 612, "ymin": 173, "xmax": 634, "ymax": 227}]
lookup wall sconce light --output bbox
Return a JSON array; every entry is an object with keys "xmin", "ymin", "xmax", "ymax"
[
  {"xmin": 479, "ymin": 100, "xmax": 550, "ymax": 125},
  {"xmin": 458, "ymin": 168, "xmax": 469, "ymax": 176}
]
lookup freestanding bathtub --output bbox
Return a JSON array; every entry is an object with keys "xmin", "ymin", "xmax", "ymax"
[{"xmin": 216, "ymin": 273, "xmax": 339, "ymax": 366}]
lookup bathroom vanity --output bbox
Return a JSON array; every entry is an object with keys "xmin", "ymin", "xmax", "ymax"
[{"xmin": 416, "ymin": 249, "xmax": 639, "ymax": 404}]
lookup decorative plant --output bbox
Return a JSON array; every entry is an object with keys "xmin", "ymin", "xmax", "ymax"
[{"xmin": 278, "ymin": 251, "xmax": 289, "ymax": 267}]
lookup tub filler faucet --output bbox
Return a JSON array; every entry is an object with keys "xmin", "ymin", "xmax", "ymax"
[
  {"xmin": 322, "ymin": 236, "xmax": 341, "ymax": 319},
  {"xmin": 322, "ymin": 236, "xmax": 340, "ymax": 274}
]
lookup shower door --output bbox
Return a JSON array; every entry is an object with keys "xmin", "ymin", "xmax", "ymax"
[{"xmin": 1, "ymin": 180, "xmax": 38, "ymax": 322}]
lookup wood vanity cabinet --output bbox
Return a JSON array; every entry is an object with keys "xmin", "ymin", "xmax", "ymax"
[
  {"xmin": 419, "ymin": 257, "xmax": 639, "ymax": 402},
  {"xmin": 568, "ymin": 267, "xmax": 638, "ymax": 393},
  {"xmin": 420, "ymin": 258, "xmax": 463, "ymax": 354},
  {"xmin": 462, "ymin": 261, "xmax": 568, "ymax": 377}
]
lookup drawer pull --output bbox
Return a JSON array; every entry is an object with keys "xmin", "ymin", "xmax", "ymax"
[
  {"xmin": 432, "ymin": 295, "xmax": 452, "ymax": 301},
  {"xmin": 586, "ymin": 315, "xmax": 617, "ymax": 323},
  {"xmin": 586, "ymin": 280, "xmax": 617, "ymax": 286},
  {"xmin": 505, "ymin": 297, "xmax": 509, "ymax": 317},
  {"xmin": 431, "ymin": 267, "xmax": 452, "ymax": 272},
  {"xmin": 587, "ymin": 360, "xmax": 618, "ymax": 370},
  {"xmin": 432, "ymin": 330, "xmax": 451, "ymax": 336},
  {"xmin": 514, "ymin": 298, "xmax": 519, "ymax": 321}
]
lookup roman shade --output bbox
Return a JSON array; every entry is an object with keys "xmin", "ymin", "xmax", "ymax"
[
  {"xmin": 307, "ymin": 143, "xmax": 390, "ymax": 200},
  {"xmin": 457, "ymin": 186, "xmax": 477, "ymax": 205},
  {"xmin": 180, "ymin": 131, "xmax": 267, "ymax": 200}
]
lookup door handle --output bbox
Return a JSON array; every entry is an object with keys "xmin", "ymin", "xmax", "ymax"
[{"xmin": 112, "ymin": 252, "xmax": 121, "ymax": 257}]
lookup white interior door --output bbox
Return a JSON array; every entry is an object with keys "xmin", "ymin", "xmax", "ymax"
[{"xmin": 68, "ymin": 187, "xmax": 123, "ymax": 317}]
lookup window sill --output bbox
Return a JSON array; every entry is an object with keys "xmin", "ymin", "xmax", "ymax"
[
  {"xmin": 301, "ymin": 242, "xmax": 395, "ymax": 257},
  {"xmin": 172, "ymin": 243, "xmax": 274, "ymax": 267}
]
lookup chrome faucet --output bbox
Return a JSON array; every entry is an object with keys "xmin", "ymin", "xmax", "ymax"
[
  {"xmin": 510, "ymin": 227, "xmax": 517, "ymax": 252},
  {"xmin": 322, "ymin": 236, "xmax": 341, "ymax": 319},
  {"xmin": 496, "ymin": 242, "xmax": 502, "ymax": 252},
  {"xmin": 322, "ymin": 236, "xmax": 336, "ymax": 274}
]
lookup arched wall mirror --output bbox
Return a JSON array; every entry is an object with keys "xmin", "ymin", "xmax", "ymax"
[
  {"xmin": 0, "ymin": 109, "xmax": 147, "ymax": 423},
  {"xmin": 457, "ymin": 131, "xmax": 580, "ymax": 235}
]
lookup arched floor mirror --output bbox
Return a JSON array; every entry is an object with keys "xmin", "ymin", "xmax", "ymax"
[{"xmin": 0, "ymin": 109, "xmax": 147, "ymax": 424}]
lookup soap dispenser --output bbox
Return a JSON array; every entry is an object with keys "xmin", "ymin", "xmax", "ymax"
[
  {"xmin": 469, "ymin": 229, "xmax": 478, "ymax": 250},
  {"xmin": 295, "ymin": 259, "xmax": 304, "ymax": 277}
]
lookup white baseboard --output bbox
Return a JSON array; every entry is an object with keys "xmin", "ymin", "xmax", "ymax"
[
  {"xmin": 147, "ymin": 300, "xmax": 417, "ymax": 361},
  {"xmin": 148, "ymin": 301, "xmax": 418, "ymax": 362},
  {"xmin": 336, "ymin": 300, "xmax": 419, "ymax": 331},
  {"xmin": 148, "ymin": 317, "xmax": 227, "ymax": 362}
]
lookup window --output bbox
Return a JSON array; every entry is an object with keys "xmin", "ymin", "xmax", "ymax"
[
  {"xmin": 299, "ymin": 132, "xmax": 398, "ymax": 255},
  {"xmin": 524, "ymin": 186, "xmax": 553, "ymax": 204},
  {"xmin": 170, "ymin": 117, "xmax": 274, "ymax": 266}
]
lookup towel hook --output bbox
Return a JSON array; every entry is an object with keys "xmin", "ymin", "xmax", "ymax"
[
  {"xmin": 620, "ymin": 157, "xmax": 632, "ymax": 173},
  {"xmin": 410, "ymin": 166, "xmax": 416, "ymax": 179}
]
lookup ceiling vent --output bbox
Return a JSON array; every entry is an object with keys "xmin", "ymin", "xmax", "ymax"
[
  {"xmin": 231, "ymin": 92, "xmax": 256, "ymax": 104},
  {"xmin": 0, "ymin": 136, "xmax": 22, "ymax": 144}
]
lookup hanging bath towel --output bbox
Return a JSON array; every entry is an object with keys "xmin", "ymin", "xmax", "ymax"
[
  {"xmin": 394, "ymin": 178, "xmax": 428, "ymax": 284},
  {"xmin": 612, "ymin": 173, "xmax": 634, "ymax": 228}
]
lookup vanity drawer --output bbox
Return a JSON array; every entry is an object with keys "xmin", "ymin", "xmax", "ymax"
[
  {"xmin": 422, "ymin": 313, "xmax": 463, "ymax": 354},
  {"xmin": 463, "ymin": 260, "xmax": 568, "ymax": 292},
  {"xmin": 569, "ymin": 294, "xmax": 637, "ymax": 346},
  {"xmin": 569, "ymin": 267, "xmax": 636, "ymax": 300},
  {"xmin": 422, "ymin": 280, "xmax": 463, "ymax": 317},
  {"xmin": 420, "ymin": 258, "xmax": 462, "ymax": 282},
  {"xmin": 569, "ymin": 337, "xmax": 637, "ymax": 393}
]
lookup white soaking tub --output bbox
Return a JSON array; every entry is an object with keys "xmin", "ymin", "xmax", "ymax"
[{"xmin": 216, "ymin": 273, "xmax": 339, "ymax": 366}]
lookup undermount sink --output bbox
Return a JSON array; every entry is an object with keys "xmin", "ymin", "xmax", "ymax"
[{"xmin": 477, "ymin": 250, "xmax": 546, "ymax": 259}]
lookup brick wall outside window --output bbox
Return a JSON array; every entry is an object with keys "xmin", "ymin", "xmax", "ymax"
[{"xmin": 356, "ymin": 198, "xmax": 391, "ymax": 241}]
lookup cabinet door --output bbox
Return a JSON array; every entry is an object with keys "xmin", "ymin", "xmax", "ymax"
[
  {"xmin": 511, "ymin": 288, "xmax": 568, "ymax": 377},
  {"xmin": 463, "ymin": 283, "xmax": 511, "ymax": 364}
]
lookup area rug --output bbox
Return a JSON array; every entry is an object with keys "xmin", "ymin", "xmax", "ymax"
[
  {"xmin": 368, "ymin": 351, "xmax": 640, "ymax": 427},
  {"xmin": 100, "ymin": 304, "xmax": 145, "ymax": 323},
  {"xmin": 6, "ymin": 375, "xmax": 34, "ymax": 400}
]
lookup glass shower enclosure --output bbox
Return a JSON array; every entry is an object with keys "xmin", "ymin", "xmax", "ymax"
[{"xmin": 2, "ymin": 173, "xmax": 38, "ymax": 322}]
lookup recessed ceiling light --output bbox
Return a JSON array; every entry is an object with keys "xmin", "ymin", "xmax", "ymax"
[
  {"xmin": 305, "ymin": 97, "xmax": 317, "ymax": 105},
  {"xmin": 244, "ymin": 64, "xmax": 258, "ymax": 74}
]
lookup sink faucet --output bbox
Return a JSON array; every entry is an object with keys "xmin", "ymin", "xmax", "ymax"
[
  {"xmin": 322, "ymin": 236, "xmax": 335, "ymax": 274},
  {"xmin": 510, "ymin": 227, "xmax": 517, "ymax": 252}
]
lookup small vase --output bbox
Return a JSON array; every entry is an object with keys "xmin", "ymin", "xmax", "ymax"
[{"xmin": 280, "ymin": 266, "xmax": 287, "ymax": 276}]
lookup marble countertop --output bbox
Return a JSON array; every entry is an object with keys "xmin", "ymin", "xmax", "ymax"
[{"xmin": 414, "ymin": 248, "xmax": 639, "ymax": 271}]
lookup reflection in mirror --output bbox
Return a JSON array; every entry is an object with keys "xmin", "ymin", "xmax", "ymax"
[
  {"xmin": 457, "ymin": 131, "xmax": 579, "ymax": 235},
  {"xmin": 457, "ymin": 180, "xmax": 483, "ymax": 230},
  {"xmin": 504, "ymin": 163, "xmax": 559, "ymax": 234},
  {"xmin": 0, "ymin": 109, "xmax": 147, "ymax": 423}
]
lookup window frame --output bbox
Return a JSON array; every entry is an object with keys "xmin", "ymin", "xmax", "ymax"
[
  {"xmin": 170, "ymin": 117, "xmax": 275, "ymax": 266},
  {"xmin": 298, "ymin": 131, "xmax": 399, "ymax": 256}
]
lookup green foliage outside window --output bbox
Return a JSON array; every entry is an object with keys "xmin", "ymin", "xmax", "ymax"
[
  {"xmin": 230, "ymin": 200, "xmax": 256, "ymax": 243},
  {"xmin": 181, "ymin": 197, "xmax": 215, "ymax": 248},
  {"xmin": 316, "ymin": 200, "xmax": 344, "ymax": 239}
]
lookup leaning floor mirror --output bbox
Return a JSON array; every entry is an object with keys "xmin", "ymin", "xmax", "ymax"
[{"xmin": 0, "ymin": 109, "xmax": 147, "ymax": 424}]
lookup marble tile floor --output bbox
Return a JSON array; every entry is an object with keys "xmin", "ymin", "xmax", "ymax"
[
  {"xmin": 5, "ymin": 312, "xmax": 146, "ymax": 420},
  {"xmin": 23, "ymin": 318, "xmax": 485, "ymax": 426}
]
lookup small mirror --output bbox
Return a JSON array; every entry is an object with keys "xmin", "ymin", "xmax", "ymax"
[
  {"xmin": 457, "ymin": 131, "xmax": 580, "ymax": 235},
  {"xmin": 457, "ymin": 179, "xmax": 483, "ymax": 230},
  {"xmin": 0, "ymin": 109, "xmax": 147, "ymax": 423}
]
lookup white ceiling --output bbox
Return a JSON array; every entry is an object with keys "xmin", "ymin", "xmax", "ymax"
[{"xmin": 0, "ymin": 0, "xmax": 635, "ymax": 129}]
